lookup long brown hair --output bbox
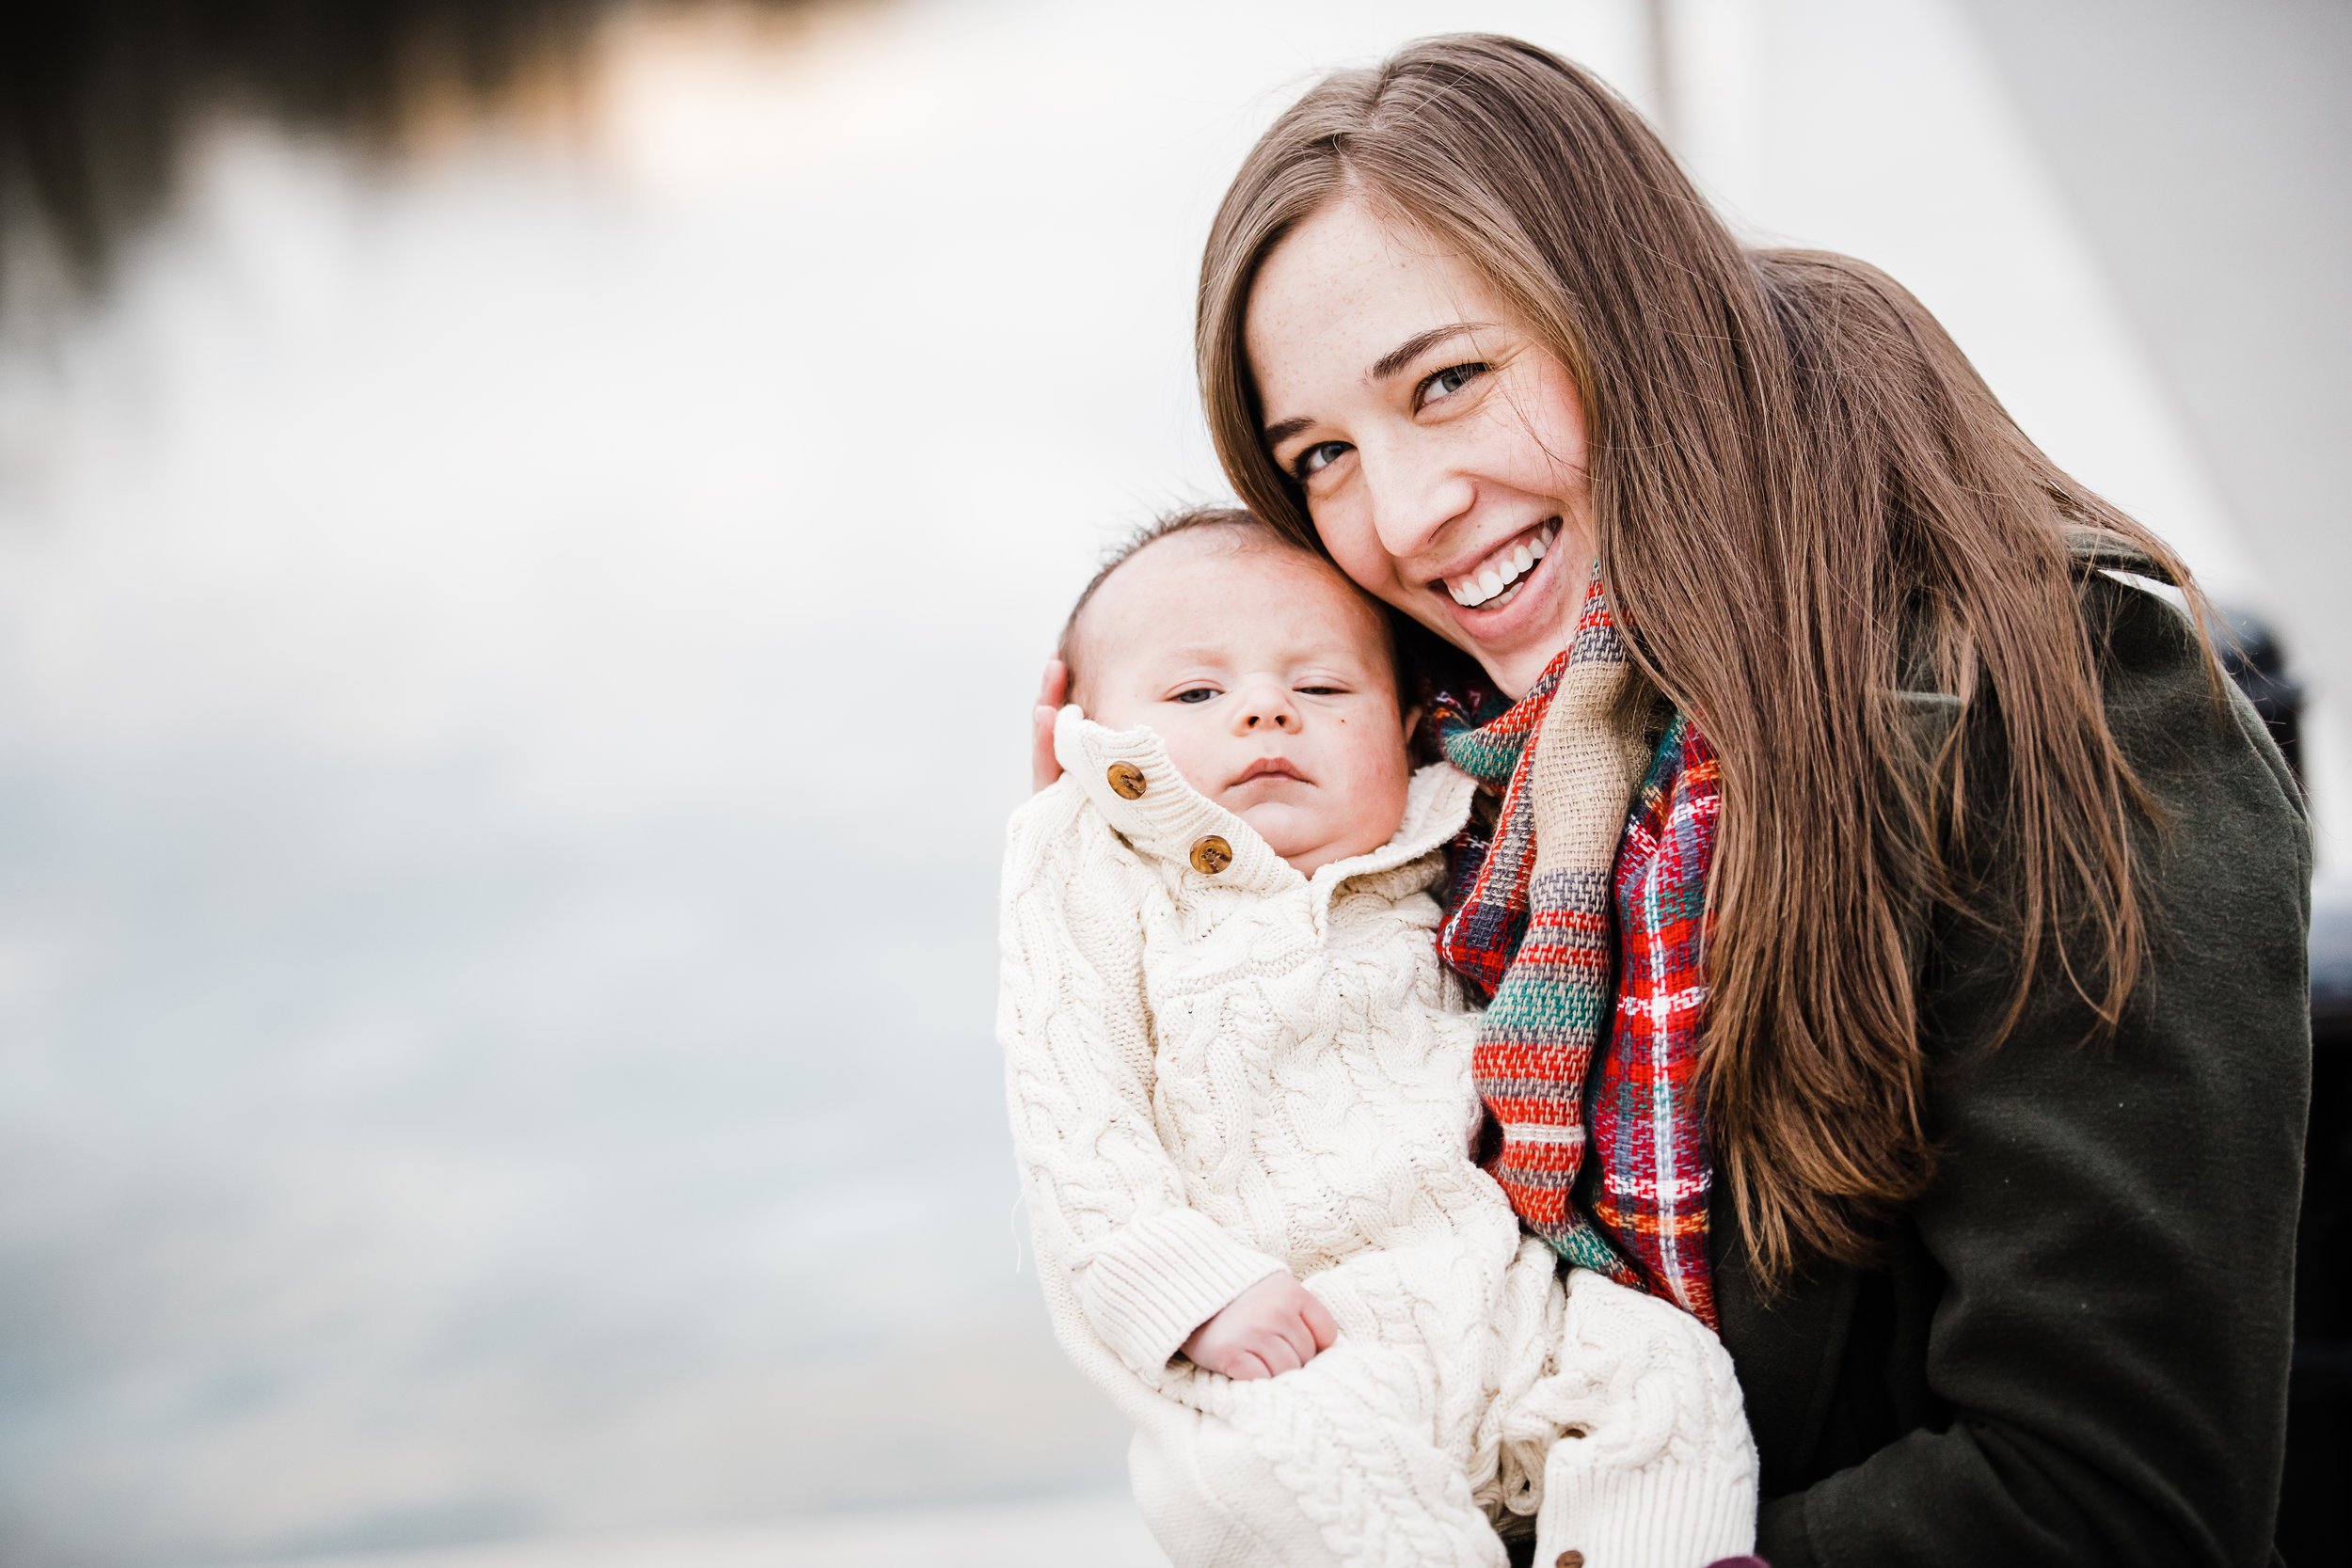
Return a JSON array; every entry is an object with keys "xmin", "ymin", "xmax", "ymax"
[{"xmin": 1197, "ymin": 34, "xmax": 2211, "ymax": 1286}]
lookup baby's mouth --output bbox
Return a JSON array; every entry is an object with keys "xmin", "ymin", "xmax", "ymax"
[
  {"xmin": 1231, "ymin": 758, "xmax": 1310, "ymax": 789},
  {"xmin": 1443, "ymin": 519, "xmax": 1561, "ymax": 610}
]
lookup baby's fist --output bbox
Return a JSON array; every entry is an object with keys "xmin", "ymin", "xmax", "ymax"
[{"xmin": 1180, "ymin": 1271, "xmax": 1339, "ymax": 1380}]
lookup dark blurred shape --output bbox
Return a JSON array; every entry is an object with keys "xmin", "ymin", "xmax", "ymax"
[
  {"xmin": 0, "ymin": 0, "xmax": 833, "ymax": 306},
  {"xmin": 2163, "ymin": 603, "xmax": 2339, "ymax": 1568},
  {"xmin": 2208, "ymin": 607, "xmax": 2342, "ymax": 1561},
  {"xmin": 2244, "ymin": 596, "xmax": 2345, "ymax": 1561},
  {"xmin": 2217, "ymin": 605, "xmax": 2307, "ymax": 788},
  {"xmin": 2287, "ymin": 882, "xmax": 2350, "ymax": 1562}
]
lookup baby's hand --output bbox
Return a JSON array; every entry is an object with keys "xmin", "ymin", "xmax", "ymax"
[{"xmin": 1179, "ymin": 1271, "xmax": 1339, "ymax": 1380}]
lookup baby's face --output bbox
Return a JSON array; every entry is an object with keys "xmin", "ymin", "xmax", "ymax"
[{"xmin": 1075, "ymin": 531, "xmax": 1416, "ymax": 875}]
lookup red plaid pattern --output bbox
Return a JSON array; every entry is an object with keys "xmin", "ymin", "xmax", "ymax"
[
  {"xmin": 1591, "ymin": 714, "xmax": 1719, "ymax": 1325},
  {"xmin": 1436, "ymin": 656, "xmax": 1722, "ymax": 1325}
]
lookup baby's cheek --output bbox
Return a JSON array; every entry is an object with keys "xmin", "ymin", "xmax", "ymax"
[
  {"xmin": 1333, "ymin": 763, "xmax": 1412, "ymax": 859},
  {"xmin": 1152, "ymin": 727, "xmax": 1229, "ymax": 800}
]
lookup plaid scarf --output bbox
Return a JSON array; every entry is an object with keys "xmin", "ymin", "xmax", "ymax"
[{"xmin": 1434, "ymin": 570, "xmax": 1720, "ymax": 1326}]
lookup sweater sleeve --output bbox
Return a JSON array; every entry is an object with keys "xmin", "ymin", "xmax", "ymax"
[
  {"xmin": 1758, "ymin": 580, "xmax": 2312, "ymax": 1567},
  {"xmin": 997, "ymin": 783, "xmax": 1289, "ymax": 1376}
]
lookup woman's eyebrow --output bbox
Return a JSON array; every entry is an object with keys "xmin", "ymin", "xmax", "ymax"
[
  {"xmin": 1263, "ymin": 414, "xmax": 1312, "ymax": 449},
  {"xmin": 1368, "ymin": 322, "xmax": 1488, "ymax": 383},
  {"xmin": 1260, "ymin": 322, "xmax": 1494, "ymax": 451}
]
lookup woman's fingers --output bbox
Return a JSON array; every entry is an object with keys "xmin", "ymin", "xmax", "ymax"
[
  {"xmin": 1035, "ymin": 657, "xmax": 1068, "ymax": 709},
  {"xmin": 1029, "ymin": 657, "xmax": 1069, "ymax": 793},
  {"xmin": 1030, "ymin": 705, "xmax": 1059, "ymax": 792}
]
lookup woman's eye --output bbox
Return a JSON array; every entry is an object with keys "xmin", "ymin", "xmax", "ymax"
[
  {"xmin": 1293, "ymin": 441, "xmax": 1349, "ymax": 481},
  {"xmin": 1172, "ymin": 688, "xmax": 1218, "ymax": 704},
  {"xmin": 1418, "ymin": 361, "xmax": 1487, "ymax": 406}
]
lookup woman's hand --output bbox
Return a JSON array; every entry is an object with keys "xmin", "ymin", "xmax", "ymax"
[
  {"xmin": 1032, "ymin": 657, "xmax": 1069, "ymax": 792},
  {"xmin": 1179, "ymin": 1271, "xmax": 1340, "ymax": 1380}
]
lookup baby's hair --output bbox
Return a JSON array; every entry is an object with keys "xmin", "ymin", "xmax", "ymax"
[
  {"xmin": 1057, "ymin": 503, "xmax": 1438, "ymax": 715},
  {"xmin": 1057, "ymin": 505, "xmax": 1268, "ymax": 675}
]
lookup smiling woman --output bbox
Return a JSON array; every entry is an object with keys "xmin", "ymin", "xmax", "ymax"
[
  {"xmin": 1245, "ymin": 202, "xmax": 1591, "ymax": 700},
  {"xmin": 1190, "ymin": 32, "xmax": 2312, "ymax": 1568}
]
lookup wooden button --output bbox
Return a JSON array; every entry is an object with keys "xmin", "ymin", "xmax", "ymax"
[
  {"xmin": 1554, "ymin": 1552, "xmax": 1585, "ymax": 1568},
  {"xmin": 1188, "ymin": 835, "xmax": 1232, "ymax": 875},
  {"xmin": 1105, "ymin": 761, "xmax": 1147, "ymax": 800}
]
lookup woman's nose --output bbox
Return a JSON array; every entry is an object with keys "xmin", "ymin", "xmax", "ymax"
[{"xmin": 1360, "ymin": 435, "xmax": 1474, "ymax": 562}]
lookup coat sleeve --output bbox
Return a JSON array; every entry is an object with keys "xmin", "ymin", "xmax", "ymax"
[
  {"xmin": 996, "ymin": 783, "xmax": 1289, "ymax": 1376},
  {"xmin": 1760, "ymin": 579, "xmax": 2312, "ymax": 1568}
]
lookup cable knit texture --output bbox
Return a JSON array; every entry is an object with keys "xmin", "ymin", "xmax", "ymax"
[{"xmin": 998, "ymin": 709, "xmax": 1758, "ymax": 1568}]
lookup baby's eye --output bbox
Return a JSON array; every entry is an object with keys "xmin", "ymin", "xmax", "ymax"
[
  {"xmin": 1171, "ymin": 688, "xmax": 1219, "ymax": 705},
  {"xmin": 1417, "ymin": 361, "xmax": 1488, "ymax": 407},
  {"xmin": 1295, "ymin": 685, "xmax": 1344, "ymax": 696},
  {"xmin": 1293, "ymin": 441, "xmax": 1349, "ymax": 481}
]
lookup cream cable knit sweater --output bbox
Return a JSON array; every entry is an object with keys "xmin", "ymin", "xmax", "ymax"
[{"xmin": 998, "ymin": 709, "xmax": 1756, "ymax": 1568}]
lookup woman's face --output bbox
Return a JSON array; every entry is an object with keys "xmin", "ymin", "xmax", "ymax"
[{"xmin": 1244, "ymin": 199, "xmax": 1596, "ymax": 699}]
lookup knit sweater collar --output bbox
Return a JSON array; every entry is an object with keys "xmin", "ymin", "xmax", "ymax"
[{"xmin": 1051, "ymin": 705, "xmax": 1475, "ymax": 918}]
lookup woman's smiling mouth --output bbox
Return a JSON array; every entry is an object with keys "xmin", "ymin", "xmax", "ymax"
[{"xmin": 1442, "ymin": 519, "xmax": 1560, "ymax": 609}]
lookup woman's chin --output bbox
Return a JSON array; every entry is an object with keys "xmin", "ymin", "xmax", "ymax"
[{"xmin": 1436, "ymin": 556, "xmax": 1578, "ymax": 697}]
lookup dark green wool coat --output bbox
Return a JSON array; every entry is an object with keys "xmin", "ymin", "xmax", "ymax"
[{"xmin": 1732, "ymin": 568, "xmax": 2312, "ymax": 1567}]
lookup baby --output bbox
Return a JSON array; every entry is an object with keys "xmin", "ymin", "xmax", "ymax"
[{"xmin": 997, "ymin": 508, "xmax": 1757, "ymax": 1568}]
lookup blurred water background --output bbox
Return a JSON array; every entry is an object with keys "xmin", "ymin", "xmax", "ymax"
[{"xmin": 0, "ymin": 1, "xmax": 2343, "ymax": 1563}]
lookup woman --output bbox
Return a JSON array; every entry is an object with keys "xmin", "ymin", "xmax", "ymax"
[{"xmin": 1177, "ymin": 33, "xmax": 2310, "ymax": 1568}]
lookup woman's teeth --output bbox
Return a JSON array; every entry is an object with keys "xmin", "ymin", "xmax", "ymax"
[{"xmin": 1447, "ymin": 520, "xmax": 1560, "ymax": 608}]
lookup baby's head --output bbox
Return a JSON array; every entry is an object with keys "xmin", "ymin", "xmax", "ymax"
[{"xmin": 1061, "ymin": 508, "xmax": 1419, "ymax": 875}]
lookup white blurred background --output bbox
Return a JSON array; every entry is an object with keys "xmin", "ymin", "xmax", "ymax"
[{"xmin": 0, "ymin": 1, "xmax": 2342, "ymax": 1563}]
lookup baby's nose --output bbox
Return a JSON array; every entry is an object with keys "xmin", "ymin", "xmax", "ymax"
[{"xmin": 1234, "ymin": 687, "xmax": 1299, "ymax": 733}]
